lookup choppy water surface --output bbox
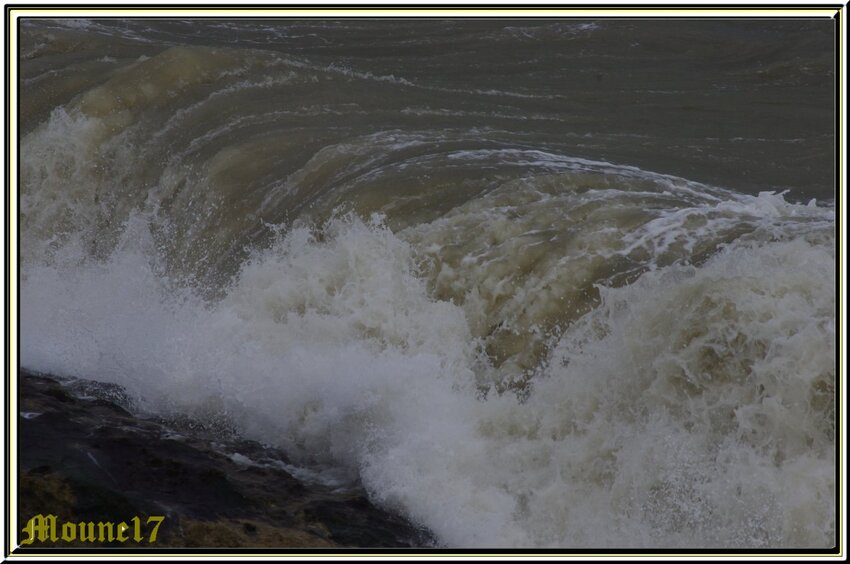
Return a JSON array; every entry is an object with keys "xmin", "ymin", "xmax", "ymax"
[{"xmin": 19, "ymin": 18, "xmax": 836, "ymax": 548}]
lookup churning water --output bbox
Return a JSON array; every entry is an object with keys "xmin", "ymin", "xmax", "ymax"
[{"xmin": 19, "ymin": 18, "xmax": 836, "ymax": 548}]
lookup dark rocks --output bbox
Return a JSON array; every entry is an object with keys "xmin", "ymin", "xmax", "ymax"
[{"xmin": 17, "ymin": 369, "xmax": 433, "ymax": 549}]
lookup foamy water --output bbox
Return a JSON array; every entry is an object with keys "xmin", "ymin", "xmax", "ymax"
[{"xmin": 18, "ymin": 18, "xmax": 836, "ymax": 548}]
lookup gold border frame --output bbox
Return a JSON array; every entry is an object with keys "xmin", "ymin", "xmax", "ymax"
[{"xmin": 4, "ymin": 4, "xmax": 845, "ymax": 560}]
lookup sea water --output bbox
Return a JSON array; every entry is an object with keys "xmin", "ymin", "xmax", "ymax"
[{"xmin": 19, "ymin": 18, "xmax": 836, "ymax": 548}]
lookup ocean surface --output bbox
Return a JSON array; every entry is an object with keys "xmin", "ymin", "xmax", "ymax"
[{"xmin": 19, "ymin": 18, "xmax": 836, "ymax": 548}]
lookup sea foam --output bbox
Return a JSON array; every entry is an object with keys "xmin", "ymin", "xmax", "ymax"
[{"xmin": 21, "ymin": 206, "xmax": 835, "ymax": 548}]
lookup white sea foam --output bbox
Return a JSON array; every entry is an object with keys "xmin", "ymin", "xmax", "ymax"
[{"xmin": 21, "ymin": 201, "xmax": 835, "ymax": 548}]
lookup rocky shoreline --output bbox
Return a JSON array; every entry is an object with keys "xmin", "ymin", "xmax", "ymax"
[{"xmin": 17, "ymin": 369, "xmax": 434, "ymax": 549}]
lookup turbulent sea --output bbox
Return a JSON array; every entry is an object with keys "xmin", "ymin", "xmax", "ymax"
[{"xmin": 19, "ymin": 18, "xmax": 836, "ymax": 548}]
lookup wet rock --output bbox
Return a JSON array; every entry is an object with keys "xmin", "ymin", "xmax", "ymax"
[{"xmin": 18, "ymin": 369, "xmax": 433, "ymax": 548}]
